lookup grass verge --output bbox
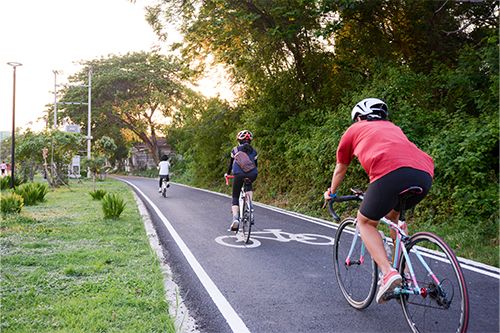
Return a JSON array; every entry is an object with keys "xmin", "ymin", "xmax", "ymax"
[{"xmin": 1, "ymin": 178, "xmax": 175, "ymax": 333}]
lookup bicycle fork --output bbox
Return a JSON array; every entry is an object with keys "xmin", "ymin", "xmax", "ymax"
[{"xmin": 345, "ymin": 226, "xmax": 367, "ymax": 266}]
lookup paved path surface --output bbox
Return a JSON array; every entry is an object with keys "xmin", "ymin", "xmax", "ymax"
[{"xmin": 118, "ymin": 176, "xmax": 499, "ymax": 333}]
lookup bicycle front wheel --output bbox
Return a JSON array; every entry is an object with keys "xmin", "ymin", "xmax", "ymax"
[
  {"xmin": 241, "ymin": 200, "xmax": 252, "ymax": 244},
  {"xmin": 398, "ymin": 232, "xmax": 469, "ymax": 333},
  {"xmin": 334, "ymin": 218, "xmax": 377, "ymax": 309}
]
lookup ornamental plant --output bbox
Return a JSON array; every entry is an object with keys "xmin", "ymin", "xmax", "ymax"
[
  {"xmin": 1, "ymin": 193, "xmax": 24, "ymax": 215},
  {"xmin": 89, "ymin": 189, "xmax": 107, "ymax": 200},
  {"xmin": 102, "ymin": 193, "xmax": 126, "ymax": 219}
]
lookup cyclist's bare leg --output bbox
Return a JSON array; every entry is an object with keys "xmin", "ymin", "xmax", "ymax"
[
  {"xmin": 231, "ymin": 205, "xmax": 239, "ymax": 217},
  {"xmin": 246, "ymin": 190, "xmax": 253, "ymax": 203},
  {"xmin": 385, "ymin": 209, "xmax": 400, "ymax": 243},
  {"xmin": 356, "ymin": 211, "xmax": 393, "ymax": 276},
  {"xmin": 385, "ymin": 209, "xmax": 410, "ymax": 275}
]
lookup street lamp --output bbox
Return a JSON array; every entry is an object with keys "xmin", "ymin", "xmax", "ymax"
[{"xmin": 7, "ymin": 62, "xmax": 22, "ymax": 189}]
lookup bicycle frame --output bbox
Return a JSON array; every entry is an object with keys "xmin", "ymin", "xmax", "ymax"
[
  {"xmin": 378, "ymin": 217, "xmax": 440, "ymax": 297},
  {"xmin": 238, "ymin": 187, "xmax": 251, "ymax": 218}
]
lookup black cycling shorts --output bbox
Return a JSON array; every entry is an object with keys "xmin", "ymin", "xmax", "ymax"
[
  {"xmin": 360, "ymin": 167, "xmax": 432, "ymax": 221},
  {"xmin": 232, "ymin": 171, "xmax": 257, "ymax": 205}
]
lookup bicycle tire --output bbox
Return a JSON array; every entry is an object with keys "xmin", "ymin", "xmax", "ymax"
[
  {"xmin": 398, "ymin": 232, "xmax": 469, "ymax": 333},
  {"xmin": 241, "ymin": 199, "xmax": 252, "ymax": 244},
  {"xmin": 162, "ymin": 181, "xmax": 167, "ymax": 198},
  {"xmin": 334, "ymin": 218, "xmax": 378, "ymax": 309}
]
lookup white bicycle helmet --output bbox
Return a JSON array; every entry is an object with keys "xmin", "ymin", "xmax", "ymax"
[
  {"xmin": 236, "ymin": 130, "xmax": 253, "ymax": 141},
  {"xmin": 351, "ymin": 98, "xmax": 388, "ymax": 121}
]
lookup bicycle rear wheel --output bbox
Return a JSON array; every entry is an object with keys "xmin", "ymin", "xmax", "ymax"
[
  {"xmin": 398, "ymin": 232, "xmax": 469, "ymax": 333},
  {"xmin": 334, "ymin": 218, "xmax": 377, "ymax": 309},
  {"xmin": 241, "ymin": 199, "xmax": 252, "ymax": 244},
  {"xmin": 162, "ymin": 181, "xmax": 167, "ymax": 198}
]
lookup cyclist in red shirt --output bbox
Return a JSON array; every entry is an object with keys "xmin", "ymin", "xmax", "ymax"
[{"xmin": 324, "ymin": 98, "xmax": 434, "ymax": 304}]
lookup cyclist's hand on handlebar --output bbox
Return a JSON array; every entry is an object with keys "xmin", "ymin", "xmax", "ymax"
[
  {"xmin": 324, "ymin": 189, "xmax": 337, "ymax": 201},
  {"xmin": 224, "ymin": 173, "xmax": 234, "ymax": 185}
]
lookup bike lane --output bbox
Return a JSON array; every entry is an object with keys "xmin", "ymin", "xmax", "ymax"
[{"xmin": 118, "ymin": 176, "xmax": 499, "ymax": 333}]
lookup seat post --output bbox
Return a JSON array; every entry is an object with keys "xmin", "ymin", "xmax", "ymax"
[{"xmin": 399, "ymin": 199, "xmax": 407, "ymax": 223}]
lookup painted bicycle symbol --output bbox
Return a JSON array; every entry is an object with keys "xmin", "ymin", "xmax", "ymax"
[{"xmin": 215, "ymin": 228, "xmax": 334, "ymax": 248}]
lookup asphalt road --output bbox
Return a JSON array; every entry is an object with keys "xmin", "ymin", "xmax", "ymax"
[{"xmin": 117, "ymin": 176, "xmax": 499, "ymax": 333}]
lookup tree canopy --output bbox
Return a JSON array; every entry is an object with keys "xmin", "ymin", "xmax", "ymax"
[
  {"xmin": 59, "ymin": 51, "xmax": 192, "ymax": 163},
  {"xmin": 146, "ymin": 0, "xmax": 499, "ymax": 264}
]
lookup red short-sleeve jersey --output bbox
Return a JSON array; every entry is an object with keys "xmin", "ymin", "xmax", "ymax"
[{"xmin": 336, "ymin": 120, "xmax": 434, "ymax": 183}]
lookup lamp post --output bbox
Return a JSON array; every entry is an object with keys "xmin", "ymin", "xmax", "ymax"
[
  {"xmin": 7, "ymin": 62, "xmax": 22, "ymax": 189},
  {"xmin": 53, "ymin": 70, "xmax": 58, "ymax": 128}
]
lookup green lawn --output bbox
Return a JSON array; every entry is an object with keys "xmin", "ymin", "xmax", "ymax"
[{"xmin": 1, "ymin": 178, "xmax": 175, "ymax": 333}]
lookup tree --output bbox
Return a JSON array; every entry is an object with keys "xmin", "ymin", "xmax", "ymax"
[
  {"xmin": 60, "ymin": 52, "xmax": 191, "ymax": 164},
  {"xmin": 15, "ymin": 130, "xmax": 84, "ymax": 187}
]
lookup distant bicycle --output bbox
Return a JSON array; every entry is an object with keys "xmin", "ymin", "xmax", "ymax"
[
  {"xmin": 327, "ymin": 188, "xmax": 469, "ymax": 333},
  {"xmin": 225, "ymin": 175, "xmax": 253, "ymax": 243}
]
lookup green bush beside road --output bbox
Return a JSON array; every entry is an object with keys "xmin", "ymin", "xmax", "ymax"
[{"xmin": 0, "ymin": 179, "xmax": 175, "ymax": 333}]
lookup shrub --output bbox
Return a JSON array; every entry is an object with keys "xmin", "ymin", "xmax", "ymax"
[
  {"xmin": 102, "ymin": 193, "xmax": 126, "ymax": 219},
  {"xmin": 14, "ymin": 183, "xmax": 40, "ymax": 206},
  {"xmin": 0, "ymin": 176, "xmax": 23, "ymax": 191},
  {"xmin": 1, "ymin": 193, "xmax": 24, "ymax": 215},
  {"xmin": 1, "ymin": 177, "xmax": 9, "ymax": 191},
  {"xmin": 33, "ymin": 183, "xmax": 49, "ymax": 202},
  {"xmin": 89, "ymin": 189, "xmax": 107, "ymax": 200}
]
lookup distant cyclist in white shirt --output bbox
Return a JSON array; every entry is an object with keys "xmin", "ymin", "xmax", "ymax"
[{"xmin": 158, "ymin": 155, "xmax": 171, "ymax": 192}]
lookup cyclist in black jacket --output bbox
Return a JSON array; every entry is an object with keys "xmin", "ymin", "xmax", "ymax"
[{"xmin": 225, "ymin": 130, "xmax": 258, "ymax": 231}]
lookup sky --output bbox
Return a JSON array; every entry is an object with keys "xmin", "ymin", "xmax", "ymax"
[{"xmin": 0, "ymin": 0, "xmax": 232, "ymax": 133}]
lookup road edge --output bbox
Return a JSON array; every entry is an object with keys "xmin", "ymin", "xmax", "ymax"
[{"xmin": 133, "ymin": 191, "xmax": 200, "ymax": 333}]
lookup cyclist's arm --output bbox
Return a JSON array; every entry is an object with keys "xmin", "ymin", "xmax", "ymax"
[
  {"xmin": 328, "ymin": 163, "xmax": 348, "ymax": 195},
  {"xmin": 227, "ymin": 157, "xmax": 234, "ymax": 175}
]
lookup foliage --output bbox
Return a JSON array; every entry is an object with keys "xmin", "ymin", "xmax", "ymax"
[
  {"xmin": 83, "ymin": 156, "xmax": 107, "ymax": 188},
  {"xmin": 94, "ymin": 136, "xmax": 117, "ymax": 158},
  {"xmin": 168, "ymin": 97, "xmax": 238, "ymax": 187},
  {"xmin": 1, "ymin": 192, "xmax": 24, "ymax": 215},
  {"xmin": 0, "ymin": 176, "xmax": 23, "ymax": 190},
  {"xmin": 59, "ymin": 52, "xmax": 193, "ymax": 165},
  {"xmin": 13, "ymin": 182, "xmax": 49, "ymax": 206},
  {"xmin": 89, "ymin": 189, "xmax": 107, "ymax": 200},
  {"xmin": 14, "ymin": 129, "xmax": 85, "ymax": 187},
  {"xmin": 101, "ymin": 193, "xmax": 126, "ymax": 219},
  {"xmin": 34, "ymin": 182, "xmax": 49, "ymax": 202},
  {"xmin": 152, "ymin": 1, "xmax": 499, "ymax": 265}
]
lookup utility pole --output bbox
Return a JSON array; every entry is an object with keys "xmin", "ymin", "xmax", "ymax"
[
  {"xmin": 87, "ymin": 67, "xmax": 92, "ymax": 160},
  {"xmin": 7, "ymin": 62, "xmax": 22, "ymax": 189}
]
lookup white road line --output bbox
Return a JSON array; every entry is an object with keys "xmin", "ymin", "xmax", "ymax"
[
  {"xmin": 172, "ymin": 181, "xmax": 500, "ymax": 278},
  {"xmin": 119, "ymin": 178, "xmax": 251, "ymax": 333}
]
